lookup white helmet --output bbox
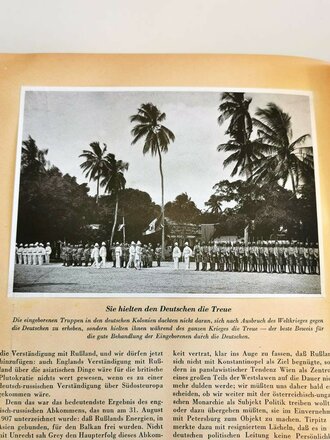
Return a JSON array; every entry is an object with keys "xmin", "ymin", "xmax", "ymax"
[
  {"xmin": 131, "ymin": 241, "xmax": 135, "ymax": 245},
  {"xmin": 102, "ymin": 242, "xmax": 106, "ymax": 246},
  {"xmin": 95, "ymin": 243, "xmax": 99, "ymax": 247},
  {"xmin": 185, "ymin": 242, "xmax": 188, "ymax": 245},
  {"xmin": 175, "ymin": 242, "xmax": 178, "ymax": 246},
  {"xmin": 137, "ymin": 241, "xmax": 141, "ymax": 245}
]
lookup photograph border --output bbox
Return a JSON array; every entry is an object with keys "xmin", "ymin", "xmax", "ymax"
[{"xmin": 8, "ymin": 86, "xmax": 325, "ymax": 299}]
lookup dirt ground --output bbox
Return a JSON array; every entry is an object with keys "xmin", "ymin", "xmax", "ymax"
[{"xmin": 12, "ymin": 262, "xmax": 321, "ymax": 296}]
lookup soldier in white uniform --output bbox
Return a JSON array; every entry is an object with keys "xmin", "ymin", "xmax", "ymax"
[
  {"xmin": 128, "ymin": 241, "xmax": 136, "ymax": 268},
  {"xmin": 32, "ymin": 243, "xmax": 39, "ymax": 265},
  {"xmin": 45, "ymin": 242, "xmax": 52, "ymax": 264},
  {"xmin": 182, "ymin": 242, "xmax": 193, "ymax": 270},
  {"xmin": 91, "ymin": 243, "xmax": 100, "ymax": 268},
  {"xmin": 27, "ymin": 244, "xmax": 34, "ymax": 265},
  {"xmin": 17, "ymin": 243, "xmax": 24, "ymax": 264},
  {"xmin": 172, "ymin": 242, "xmax": 182, "ymax": 270},
  {"xmin": 38, "ymin": 243, "xmax": 46, "ymax": 265},
  {"xmin": 115, "ymin": 242, "xmax": 122, "ymax": 268},
  {"xmin": 135, "ymin": 241, "xmax": 142, "ymax": 270},
  {"xmin": 100, "ymin": 242, "xmax": 107, "ymax": 268},
  {"xmin": 23, "ymin": 244, "xmax": 29, "ymax": 265}
]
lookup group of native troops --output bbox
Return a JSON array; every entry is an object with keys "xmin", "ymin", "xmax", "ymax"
[
  {"xmin": 16, "ymin": 239, "xmax": 320, "ymax": 275},
  {"xmin": 192, "ymin": 241, "xmax": 320, "ymax": 274},
  {"xmin": 59, "ymin": 241, "xmax": 162, "ymax": 269}
]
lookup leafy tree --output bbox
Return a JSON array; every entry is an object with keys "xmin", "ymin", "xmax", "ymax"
[
  {"xmin": 79, "ymin": 142, "xmax": 108, "ymax": 203},
  {"xmin": 98, "ymin": 188, "xmax": 160, "ymax": 243},
  {"xmin": 21, "ymin": 136, "xmax": 48, "ymax": 177},
  {"xmin": 165, "ymin": 193, "xmax": 201, "ymax": 224},
  {"xmin": 17, "ymin": 166, "xmax": 95, "ymax": 243},
  {"xmin": 130, "ymin": 102, "xmax": 175, "ymax": 258}
]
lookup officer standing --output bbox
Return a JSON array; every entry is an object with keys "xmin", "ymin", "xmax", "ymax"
[
  {"xmin": 172, "ymin": 242, "xmax": 181, "ymax": 270},
  {"xmin": 135, "ymin": 241, "xmax": 142, "ymax": 270},
  {"xmin": 91, "ymin": 243, "xmax": 100, "ymax": 268},
  {"xmin": 100, "ymin": 242, "xmax": 107, "ymax": 268},
  {"xmin": 115, "ymin": 242, "xmax": 122, "ymax": 268},
  {"xmin": 45, "ymin": 242, "xmax": 52, "ymax": 264},
  {"xmin": 128, "ymin": 241, "xmax": 136, "ymax": 268},
  {"xmin": 182, "ymin": 242, "xmax": 193, "ymax": 270}
]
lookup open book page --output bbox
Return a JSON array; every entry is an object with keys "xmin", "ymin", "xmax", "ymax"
[{"xmin": 0, "ymin": 54, "xmax": 329, "ymax": 439}]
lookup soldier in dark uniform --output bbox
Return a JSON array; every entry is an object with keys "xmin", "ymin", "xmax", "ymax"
[
  {"xmin": 201, "ymin": 243, "xmax": 208, "ymax": 271},
  {"xmin": 111, "ymin": 243, "xmax": 116, "ymax": 267},
  {"xmin": 71, "ymin": 245, "xmax": 78, "ymax": 266},
  {"xmin": 240, "ymin": 243, "xmax": 248, "ymax": 272},
  {"xmin": 278, "ymin": 243, "xmax": 286, "ymax": 273},
  {"xmin": 148, "ymin": 243, "xmax": 153, "ymax": 268},
  {"xmin": 83, "ymin": 244, "xmax": 91, "ymax": 266},
  {"xmin": 249, "ymin": 242, "xmax": 257, "ymax": 272},
  {"xmin": 224, "ymin": 243, "xmax": 231, "ymax": 272},
  {"xmin": 155, "ymin": 243, "xmax": 162, "ymax": 267},
  {"xmin": 142, "ymin": 245, "xmax": 148, "ymax": 268},
  {"xmin": 66, "ymin": 244, "xmax": 73, "ymax": 267},
  {"xmin": 193, "ymin": 241, "xmax": 201, "ymax": 271},
  {"xmin": 76, "ymin": 243, "xmax": 84, "ymax": 266},
  {"xmin": 309, "ymin": 243, "xmax": 317, "ymax": 274},
  {"xmin": 268, "ymin": 243, "xmax": 276, "ymax": 273},
  {"xmin": 297, "ymin": 243, "xmax": 306, "ymax": 274},
  {"xmin": 122, "ymin": 243, "xmax": 129, "ymax": 268},
  {"xmin": 208, "ymin": 241, "xmax": 215, "ymax": 271},
  {"xmin": 60, "ymin": 243, "xmax": 67, "ymax": 266}
]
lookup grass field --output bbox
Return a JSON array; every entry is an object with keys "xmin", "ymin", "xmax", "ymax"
[{"xmin": 12, "ymin": 262, "xmax": 321, "ymax": 296}]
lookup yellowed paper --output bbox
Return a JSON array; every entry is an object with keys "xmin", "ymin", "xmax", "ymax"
[{"xmin": 0, "ymin": 54, "xmax": 329, "ymax": 439}]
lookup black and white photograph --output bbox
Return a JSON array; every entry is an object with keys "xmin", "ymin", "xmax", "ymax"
[{"xmin": 9, "ymin": 87, "xmax": 322, "ymax": 297}]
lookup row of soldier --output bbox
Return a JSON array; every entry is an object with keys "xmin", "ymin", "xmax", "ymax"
[
  {"xmin": 16, "ymin": 240, "xmax": 320, "ymax": 274},
  {"xmin": 15, "ymin": 242, "xmax": 52, "ymax": 265},
  {"xmin": 190, "ymin": 241, "xmax": 320, "ymax": 274}
]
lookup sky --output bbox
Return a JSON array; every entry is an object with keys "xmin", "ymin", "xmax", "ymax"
[{"xmin": 21, "ymin": 89, "xmax": 313, "ymax": 209}]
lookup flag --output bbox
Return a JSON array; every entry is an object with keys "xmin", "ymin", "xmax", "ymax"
[
  {"xmin": 143, "ymin": 218, "xmax": 161, "ymax": 235},
  {"xmin": 118, "ymin": 224, "xmax": 125, "ymax": 232}
]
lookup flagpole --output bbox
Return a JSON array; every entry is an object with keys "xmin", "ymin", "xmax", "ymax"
[{"xmin": 122, "ymin": 216, "xmax": 126, "ymax": 244}]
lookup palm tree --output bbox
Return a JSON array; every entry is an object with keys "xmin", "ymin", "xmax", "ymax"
[
  {"xmin": 101, "ymin": 153, "xmax": 129, "ymax": 245},
  {"xmin": 251, "ymin": 103, "xmax": 313, "ymax": 196},
  {"xmin": 79, "ymin": 142, "xmax": 108, "ymax": 203},
  {"xmin": 205, "ymin": 194, "xmax": 222, "ymax": 215},
  {"xmin": 130, "ymin": 103, "xmax": 175, "ymax": 258},
  {"xmin": 218, "ymin": 92, "xmax": 253, "ymax": 144},
  {"xmin": 217, "ymin": 92, "xmax": 259, "ymax": 178},
  {"xmin": 21, "ymin": 136, "xmax": 48, "ymax": 176},
  {"xmin": 217, "ymin": 138, "xmax": 263, "ymax": 178}
]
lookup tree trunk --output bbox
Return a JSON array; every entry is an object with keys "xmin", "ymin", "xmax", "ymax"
[
  {"xmin": 96, "ymin": 173, "xmax": 100, "ymax": 204},
  {"xmin": 289, "ymin": 169, "xmax": 296, "ymax": 197},
  {"xmin": 110, "ymin": 194, "xmax": 119, "ymax": 245},
  {"xmin": 157, "ymin": 146, "xmax": 165, "ymax": 260}
]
